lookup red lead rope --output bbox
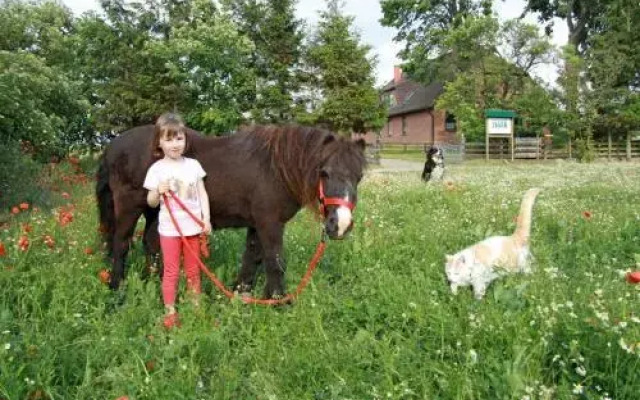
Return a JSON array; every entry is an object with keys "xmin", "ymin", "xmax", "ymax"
[{"xmin": 162, "ymin": 191, "xmax": 327, "ymax": 306}]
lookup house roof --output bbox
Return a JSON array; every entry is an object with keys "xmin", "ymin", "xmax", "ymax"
[{"xmin": 387, "ymin": 81, "xmax": 444, "ymax": 117}]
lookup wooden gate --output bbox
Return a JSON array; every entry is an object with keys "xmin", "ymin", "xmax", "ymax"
[{"xmin": 514, "ymin": 137, "xmax": 541, "ymax": 159}]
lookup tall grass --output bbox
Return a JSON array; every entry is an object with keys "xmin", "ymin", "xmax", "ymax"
[{"xmin": 1, "ymin": 160, "xmax": 639, "ymax": 399}]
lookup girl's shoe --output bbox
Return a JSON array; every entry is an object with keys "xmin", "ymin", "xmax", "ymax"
[{"xmin": 163, "ymin": 312, "xmax": 181, "ymax": 329}]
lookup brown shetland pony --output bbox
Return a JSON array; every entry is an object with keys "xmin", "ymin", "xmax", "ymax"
[{"xmin": 96, "ymin": 124, "xmax": 366, "ymax": 298}]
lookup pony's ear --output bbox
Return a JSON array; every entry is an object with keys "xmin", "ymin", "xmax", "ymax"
[
  {"xmin": 322, "ymin": 134, "xmax": 335, "ymax": 145},
  {"xmin": 354, "ymin": 138, "xmax": 366, "ymax": 152}
]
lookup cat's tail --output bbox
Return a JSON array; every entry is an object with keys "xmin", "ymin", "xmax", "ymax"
[{"xmin": 513, "ymin": 188, "xmax": 541, "ymax": 242}]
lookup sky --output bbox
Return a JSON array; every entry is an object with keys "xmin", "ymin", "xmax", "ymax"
[{"xmin": 59, "ymin": 0, "xmax": 567, "ymax": 86}]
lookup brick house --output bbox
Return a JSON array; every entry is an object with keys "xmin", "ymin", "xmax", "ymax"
[{"xmin": 355, "ymin": 67, "xmax": 458, "ymax": 145}]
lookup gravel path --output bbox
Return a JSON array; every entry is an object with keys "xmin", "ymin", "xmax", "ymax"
[{"xmin": 370, "ymin": 158, "xmax": 424, "ymax": 173}]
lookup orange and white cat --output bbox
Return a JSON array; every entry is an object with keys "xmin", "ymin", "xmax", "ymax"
[{"xmin": 445, "ymin": 188, "xmax": 541, "ymax": 299}]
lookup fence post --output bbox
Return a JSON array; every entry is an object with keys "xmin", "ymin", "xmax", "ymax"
[
  {"xmin": 627, "ymin": 131, "xmax": 632, "ymax": 161},
  {"xmin": 607, "ymin": 132, "xmax": 612, "ymax": 161}
]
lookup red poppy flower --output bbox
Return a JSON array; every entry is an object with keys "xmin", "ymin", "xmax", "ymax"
[
  {"xmin": 627, "ymin": 271, "xmax": 640, "ymax": 284},
  {"xmin": 18, "ymin": 235, "xmax": 29, "ymax": 251},
  {"xmin": 98, "ymin": 269, "xmax": 111, "ymax": 284},
  {"xmin": 0, "ymin": 242, "xmax": 5, "ymax": 257},
  {"xmin": 61, "ymin": 192, "xmax": 71, "ymax": 199},
  {"xmin": 84, "ymin": 247, "xmax": 94, "ymax": 255},
  {"xmin": 11, "ymin": 207, "xmax": 20, "ymax": 215},
  {"xmin": 22, "ymin": 223, "xmax": 33, "ymax": 233},
  {"xmin": 43, "ymin": 235, "xmax": 55, "ymax": 249},
  {"xmin": 19, "ymin": 202, "xmax": 29, "ymax": 210},
  {"xmin": 58, "ymin": 209, "xmax": 73, "ymax": 226},
  {"xmin": 582, "ymin": 211, "xmax": 592, "ymax": 219}
]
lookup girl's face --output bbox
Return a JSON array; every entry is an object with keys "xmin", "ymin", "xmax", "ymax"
[{"xmin": 159, "ymin": 131, "xmax": 186, "ymax": 160}]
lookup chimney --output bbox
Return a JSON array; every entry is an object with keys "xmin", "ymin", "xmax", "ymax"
[{"xmin": 394, "ymin": 66, "xmax": 403, "ymax": 84}]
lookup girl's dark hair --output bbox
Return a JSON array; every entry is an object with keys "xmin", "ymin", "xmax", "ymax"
[{"xmin": 151, "ymin": 112, "xmax": 189, "ymax": 159}]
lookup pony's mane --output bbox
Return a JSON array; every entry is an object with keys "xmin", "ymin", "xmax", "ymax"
[{"xmin": 237, "ymin": 125, "xmax": 366, "ymax": 210}]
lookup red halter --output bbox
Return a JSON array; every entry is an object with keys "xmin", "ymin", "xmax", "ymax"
[{"xmin": 317, "ymin": 180, "xmax": 355, "ymax": 216}]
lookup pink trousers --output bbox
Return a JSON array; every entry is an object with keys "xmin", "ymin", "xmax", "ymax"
[{"xmin": 160, "ymin": 235, "xmax": 202, "ymax": 306}]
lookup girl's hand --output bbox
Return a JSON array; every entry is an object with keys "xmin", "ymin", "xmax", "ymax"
[
  {"xmin": 202, "ymin": 219, "xmax": 212, "ymax": 234},
  {"xmin": 158, "ymin": 180, "xmax": 171, "ymax": 194}
]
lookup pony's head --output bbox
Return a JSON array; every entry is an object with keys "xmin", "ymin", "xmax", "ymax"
[{"xmin": 316, "ymin": 136, "xmax": 366, "ymax": 239}]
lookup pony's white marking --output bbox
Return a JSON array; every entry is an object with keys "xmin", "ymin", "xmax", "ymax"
[{"xmin": 336, "ymin": 195, "xmax": 352, "ymax": 237}]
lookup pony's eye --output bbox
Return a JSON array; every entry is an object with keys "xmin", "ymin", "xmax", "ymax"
[{"xmin": 319, "ymin": 169, "xmax": 329, "ymax": 178}]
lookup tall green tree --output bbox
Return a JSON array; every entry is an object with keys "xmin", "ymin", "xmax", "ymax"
[
  {"xmin": 0, "ymin": 51, "xmax": 89, "ymax": 157},
  {"xmin": 586, "ymin": 0, "xmax": 640, "ymax": 141},
  {"xmin": 434, "ymin": 16, "xmax": 556, "ymax": 140},
  {"xmin": 380, "ymin": 0, "xmax": 493, "ymax": 82},
  {"xmin": 223, "ymin": 0, "xmax": 305, "ymax": 123},
  {"xmin": 522, "ymin": 0, "xmax": 605, "ymax": 54},
  {"xmin": 304, "ymin": 0, "xmax": 385, "ymax": 134},
  {"xmin": 0, "ymin": 1, "xmax": 89, "ymax": 154},
  {"xmin": 0, "ymin": 0, "xmax": 75, "ymax": 67},
  {"xmin": 74, "ymin": 0, "xmax": 256, "ymax": 133}
]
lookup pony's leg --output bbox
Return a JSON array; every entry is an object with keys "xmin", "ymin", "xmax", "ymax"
[
  {"xmin": 256, "ymin": 223, "xmax": 286, "ymax": 299},
  {"xmin": 109, "ymin": 194, "xmax": 144, "ymax": 290},
  {"xmin": 142, "ymin": 207, "xmax": 160, "ymax": 278},
  {"xmin": 234, "ymin": 227, "xmax": 263, "ymax": 294}
]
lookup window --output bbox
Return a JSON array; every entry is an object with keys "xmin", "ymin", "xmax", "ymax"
[
  {"xmin": 445, "ymin": 112, "xmax": 457, "ymax": 131},
  {"xmin": 402, "ymin": 116, "xmax": 407, "ymax": 136}
]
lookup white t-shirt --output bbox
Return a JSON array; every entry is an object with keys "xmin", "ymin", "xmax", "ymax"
[{"xmin": 143, "ymin": 157, "xmax": 207, "ymax": 237}]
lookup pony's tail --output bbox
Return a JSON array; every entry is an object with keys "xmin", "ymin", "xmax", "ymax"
[
  {"xmin": 513, "ymin": 188, "xmax": 541, "ymax": 243},
  {"xmin": 96, "ymin": 153, "xmax": 114, "ymax": 257}
]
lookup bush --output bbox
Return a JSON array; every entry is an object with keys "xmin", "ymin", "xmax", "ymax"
[
  {"xmin": 0, "ymin": 140, "xmax": 47, "ymax": 210},
  {"xmin": 574, "ymin": 137, "xmax": 595, "ymax": 162}
]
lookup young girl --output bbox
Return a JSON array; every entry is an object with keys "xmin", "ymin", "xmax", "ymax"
[{"xmin": 143, "ymin": 113, "xmax": 211, "ymax": 328}]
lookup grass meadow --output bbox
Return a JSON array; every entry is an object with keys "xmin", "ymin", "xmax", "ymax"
[{"xmin": 1, "ymin": 159, "xmax": 639, "ymax": 399}]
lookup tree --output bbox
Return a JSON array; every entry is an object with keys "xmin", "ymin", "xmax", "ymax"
[
  {"xmin": 434, "ymin": 16, "xmax": 556, "ymax": 141},
  {"xmin": 586, "ymin": 0, "xmax": 640, "ymax": 142},
  {"xmin": 304, "ymin": 0, "xmax": 385, "ymax": 134},
  {"xmin": 521, "ymin": 0, "xmax": 605, "ymax": 54},
  {"xmin": 0, "ymin": 51, "xmax": 89, "ymax": 157},
  {"xmin": 222, "ymin": 0, "xmax": 305, "ymax": 123},
  {"xmin": 0, "ymin": 0, "xmax": 76, "ymax": 68},
  {"xmin": 0, "ymin": 1, "xmax": 90, "ymax": 154},
  {"xmin": 74, "ymin": 0, "xmax": 256, "ymax": 133},
  {"xmin": 380, "ymin": 0, "xmax": 492, "ymax": 82}
]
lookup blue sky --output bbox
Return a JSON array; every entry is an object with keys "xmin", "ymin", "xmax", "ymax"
[{"xmin": 60, "ymin": 0, "xmax": 567, "ymax": 86}]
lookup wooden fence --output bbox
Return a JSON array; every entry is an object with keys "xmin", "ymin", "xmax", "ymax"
[{"xmin": 373, "ymin": 138, "xmax": 640, "ymax": 162}]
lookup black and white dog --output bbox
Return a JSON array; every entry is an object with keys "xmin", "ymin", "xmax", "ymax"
[{"xmin": 421, "ymin": 146, "xmax": 445, "ymax": 182}]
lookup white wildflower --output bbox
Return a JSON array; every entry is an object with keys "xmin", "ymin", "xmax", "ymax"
[
  {"xmin": 572, "ymin": 384, "xmax": 584, "ymax": 394},
  {"xmin": 468, "ymin": 349, "xmax": 478, "ymax": 364},
  {"xmin": 618, "ymin": 337, "xmax": 633, "ymax": 354},
  {"xmin": 575, "ymin": 366, "xmax": 587, "ymax": 377}
]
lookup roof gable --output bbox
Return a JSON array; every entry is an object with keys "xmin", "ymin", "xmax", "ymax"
[{"xmin": 386, "ymin": 81, "xmax": 444, "ymax": 117}]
